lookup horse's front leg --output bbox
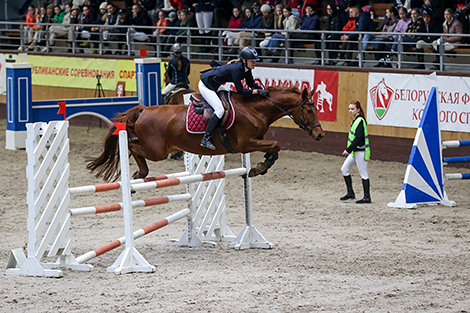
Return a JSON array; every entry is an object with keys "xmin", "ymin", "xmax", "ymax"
[{"xmin": 243, "ymin": 139, "xmax": 281, "ymax": 177}]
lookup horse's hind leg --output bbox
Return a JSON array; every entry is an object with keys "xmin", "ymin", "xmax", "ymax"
[{"xmin": 130, "ymin": 151, "xmax": 149, "ymax": 179}]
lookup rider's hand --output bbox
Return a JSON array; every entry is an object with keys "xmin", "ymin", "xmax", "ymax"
[{"xmin": 259, "ymin": 89, "xmax": 268, "ymax": 97}]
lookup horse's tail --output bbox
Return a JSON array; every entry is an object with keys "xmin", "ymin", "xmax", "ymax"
[{"xmin": 86, "ymin": 105, "xmax": 146, "ymax": 182}]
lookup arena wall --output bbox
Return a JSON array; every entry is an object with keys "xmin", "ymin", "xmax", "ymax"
[{"xmin": 1, "ymin": 55, "xmax": 469, "ymax": 162}]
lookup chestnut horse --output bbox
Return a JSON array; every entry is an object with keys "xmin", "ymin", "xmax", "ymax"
[{"xmin": 87, "ymin": 86, "xmax": 325, "ymax": 181}]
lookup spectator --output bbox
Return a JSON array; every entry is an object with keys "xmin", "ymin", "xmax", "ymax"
[
  {"xmin": 414, "ymin": 9, "xmax": 440, "ymax": 68},
  {"xmin": 227, "ymin": 7, "xmax": 252, "ymax": 54},
  {"xmin": 76, "ymin": 5, "xmax": 97, "ymax": 49},
  {"xmin": 222, "ymin": 6, "xmax": 243, "ymax": 50},
  {"xmin": 339, "ymin": 6, "xmax": 375, "ymax": 66},
  {"xmin": 129, "ymin": 4, "xmax": 153, "ymax": 53},
  {"xmin": 27, "ymin": 5, "xmax": 53, "ymax": 51},
  {"xmin": 266, "ymin": 6, "xmax": 300, "ymax": 57},
  {"xmin": 173, "ymin": 9, "xmax": 196, "ymax": 44},
  {"xmin": 45, "ymin": 4, "xmax": 72, "ymax": 52},
  {"xmin": 371, "ymin": 6, "xmax": 399, "ymax": 67},
  {"xmin": 90, "ymin": 2, "xmax": 108, "ymax": 35},
  {"xmin": 324, "ymin": 2, "xmax": 344, "ymax": 65},
  {"xmin": 52, "ymin": 5, "xmax": 66, "ymax": 23},
  {"xmin": 67, "ymin": 6, "xmax": 82, "ymax": 51},
  {"xmin": 432, "ymin": 8, "xmax": 463, "ymax": 52},
  {"xmin": 391, "ymin": 8, "xmax": 422, "ymax": 52},
  {"xmin": 374, "ymin": 7, "xmax": 410, "ymax": 67},
  {"xmin": 24, "ymin": 5, "xmax": 38, "ymax": 46},
  {"xmin": 259, "ymin": 4, "xmax": 284, "ymax": 49},
  {"xmin": 153, "ymin": 9, "xmax": 169, "ymax": 36},
  {"xmin": 103, "ymin": 3, "xmax": 120, "ymax": 42},
  {"xmin": 289, "ymin": 4, "xmax": 320, "ymax": 63},
  {"xmin": 257, "ymin": 4, "xmax": 274, "ymax": 51},
  {"xmin": 108, "ymin": 10, "xmax": 132, "ymax": 54},
  {"xmin": 193, "ymin": 0, "xmax": 215, "ymax": 52},
  {"xmin": 95, "ymin": 2, "xmax": 108, "ymax": 24},
  {"xmin": 162, "ymin": 11, "xmax": 181, "ymax": 53},
  {"xmin": 298, "ymin": 0, "xmax": 317, "ymax": 17},
  {"xmin": 236, "ymin": 3, "xmax": 264, "ymax": 50},
  {"xmin": 393, "ymin": 7, "xmax": 412, "ymax": 36}
]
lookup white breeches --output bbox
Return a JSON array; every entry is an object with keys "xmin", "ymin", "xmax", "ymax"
[
  {"xmin": 341, "ymin": 151, "xmax": 369, "ymax": 179},
  {"xmin": 198, "ymin": 80, "xmax": 224, "ymax": 118},
  {"xmin": 162, "ymin": 83, "xmax": 176, "ymax": 95},
  {"xmin": 196, "ymin": 11, "xmax": 213, "ymax": 34}
]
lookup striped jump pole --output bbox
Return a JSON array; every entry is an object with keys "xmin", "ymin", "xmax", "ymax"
[
  {"xmin": 70, "ymin": 171, "xmax": 190, "ymax": 195},
  {"xmin": 131, "ymin": 168, "xmax": 248, "ymax": 192},
  {"xmin": 445, "ymin": 173, "xmax": 470, "ymax": 180},
  {"xmin": 442, "ymin": 140, "xmax": 470, "ymax": 149},
  {"xmin": 70, "ymin": 193, "xmax": 191, "ymax": 216},
  {"xmin": 75, "ymin": 208, "xmax": 190, "ymax": 264},
  {"xmin": 443, "ymin": 156, "xmax": 470, "ymax": 164}
]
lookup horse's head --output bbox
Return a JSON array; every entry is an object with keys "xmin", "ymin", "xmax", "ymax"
[{"xmin": 295, "ymin": 88, "xmax": 325, "ymax": 141}]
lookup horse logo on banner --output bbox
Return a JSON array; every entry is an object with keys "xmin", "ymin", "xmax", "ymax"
[
  {"xmin": 369, "ymin": 78, "xmax": 394, "ymax": 120},
  {"xmin": 314, "ymin": 81, "xmax": 333, "ymax": 113}
]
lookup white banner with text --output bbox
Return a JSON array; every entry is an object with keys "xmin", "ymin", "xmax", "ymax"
[{"xmin": 367, "ymin": 73, "xmax": 470, "ymax": 133}]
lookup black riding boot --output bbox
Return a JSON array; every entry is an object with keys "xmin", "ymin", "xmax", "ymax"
[
  {"xmin": 340, "ymin": 175, "xmax": 355, "ymax": 200},
  {"xmin": 356, "ymin": 179, "xmax": 371, "ymax": 204},
  {"xmin": 200, "ymin": 114, "xmax": 220, "ymax": 150}
]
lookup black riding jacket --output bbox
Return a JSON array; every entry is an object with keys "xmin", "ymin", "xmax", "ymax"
[
  {"xmin": 200, "ymin": 61, "xmax": 262, "ymax": 95},
  {"xmin": 167, "ymin": 55, "xmax": 190, "ymax": 85}
]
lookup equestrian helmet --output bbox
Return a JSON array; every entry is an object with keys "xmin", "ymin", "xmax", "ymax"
[
  {"xmin": 240, "ymin": 47, "xmax": 260, "ymax": 61},
  {"xmin": 171, "ymin": 42, "xmax": 183, "ymax": 53}
]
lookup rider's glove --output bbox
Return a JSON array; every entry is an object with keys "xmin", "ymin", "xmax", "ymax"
[{"xmin": 259, "ymin": 89, "xmax": 268, "ymax": 97}]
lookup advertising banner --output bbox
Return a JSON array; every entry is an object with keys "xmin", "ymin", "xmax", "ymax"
[
  {"xmin": 313, "ymin": 70, "xmax": 338, "ymax": 121},
  {"xmin": 251, "ymin": 67, "xmax": 338, "ymax": 121},
  {"xmin": 116, "ymin": 59, "xmax": 137, "ymax": 92},
  {"xmin": 27, "ymin": 55, "xmax": 118, "ymax": 90},
  {"xmin": 367, "ymin": 73, "xmax": 470, "ymax": 133}
]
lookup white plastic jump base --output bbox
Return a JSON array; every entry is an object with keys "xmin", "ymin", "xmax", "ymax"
[{"xmin": 387, "ymin": 190, "xmax": 456, "ymax": 209}]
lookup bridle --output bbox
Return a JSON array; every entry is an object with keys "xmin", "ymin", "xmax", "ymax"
[{"xmin": 265, "ymin": 95, "xmax": 322, "ymax": 136}]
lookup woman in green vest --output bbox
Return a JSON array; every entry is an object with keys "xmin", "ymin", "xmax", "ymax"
[{"xmin": 340, "ymin": 100, "xmax": 371, "ymax": 203}]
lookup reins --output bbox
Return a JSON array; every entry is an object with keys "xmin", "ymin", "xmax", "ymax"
[{"xmin": 264, "ymin": 95, "xmax": 322, "ymax": 136}]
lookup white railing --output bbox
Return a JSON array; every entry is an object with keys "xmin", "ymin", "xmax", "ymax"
[{"xmin": 1, "ymin": 21, "xmax": 470, "ymax": 71}]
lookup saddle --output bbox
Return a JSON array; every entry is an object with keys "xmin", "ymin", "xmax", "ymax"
[
  {"xmin": 162, "ymin": 83, "xmax": 192, "ymax": 104},
  {"xmin": 185, "ymin": 90, "xmax": 235, "ymax": 134}
]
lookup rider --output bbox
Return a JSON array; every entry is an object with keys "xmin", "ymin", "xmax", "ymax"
[
  {"xmin": 199, "ymin": 46, "xmax": 267, "ymax": 150},
  {"xmin": 162, "ymin": 43, "xmax": 191, "ymax": 103}
]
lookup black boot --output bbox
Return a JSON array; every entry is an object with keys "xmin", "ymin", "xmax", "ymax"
[
  {"xmin": 340, "ymin": 175, "xmax": 355, "ymax": 200},
  {"xmin": 200, "ymin": 114, "xmax": 221, "ymax": 150},
  {"xmin": 356, "ymin": 179, "xmax": 371, "ymax": 203}
]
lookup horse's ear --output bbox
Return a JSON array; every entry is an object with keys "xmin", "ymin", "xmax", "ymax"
[{"xmin": 301, "ymin": 88, "xmax": 309, "ymax": 101}]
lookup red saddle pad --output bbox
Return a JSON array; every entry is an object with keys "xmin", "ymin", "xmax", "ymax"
[{"xmin": 186, "ymin": 95, "xmax": 236, "ymax": 134}]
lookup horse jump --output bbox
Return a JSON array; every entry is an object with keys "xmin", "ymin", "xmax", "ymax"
[
  {"xmin": 442, "ymin": 140, "xmax": 470, "ymax": 180},
  {"xmin": 5, "ymin": 120, "xmax": 271, "ymax": 277},
  {"xmin": 388, "ymin": 87, "xmax": 468, "ymax": 209}
]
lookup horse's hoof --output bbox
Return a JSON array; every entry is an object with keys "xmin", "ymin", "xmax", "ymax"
[{"xmin": 248, "ymin": 168, "xmax": 258, "ymax": 177}]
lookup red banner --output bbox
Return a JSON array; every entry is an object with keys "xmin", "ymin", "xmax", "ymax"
[{"xmin": 313, "ymin": 71, "xmax": 338, "ymax": 122}]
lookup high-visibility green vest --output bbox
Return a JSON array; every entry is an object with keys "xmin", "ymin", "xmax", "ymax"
[{"xmin": 347, "ymin": 116, "xmax": 370, "ymax": 161}]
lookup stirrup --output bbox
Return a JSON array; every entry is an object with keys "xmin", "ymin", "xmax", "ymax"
[{"xmin": 201, "ymin": 137, "xmax": 215, "ymax": 150}]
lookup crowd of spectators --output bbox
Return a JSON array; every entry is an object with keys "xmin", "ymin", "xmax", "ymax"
[{"xmin": 14, "ymin": 0, "xmax": 469, "ymax": 67}]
